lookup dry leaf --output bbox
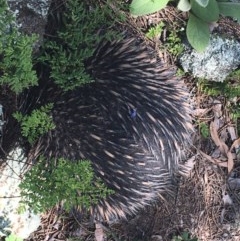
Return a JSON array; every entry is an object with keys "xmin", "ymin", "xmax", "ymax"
[
  {"xmin": 209, "ymin": 121, "xmax": 234, "ymax": 173},
  {"xmin": 226, "ymin": 151, "xmax": 234, "ymax": 173},
  {"xmin": 95, "ymin": 222, "xmax": 105, "ymax": 241},
  {"xmin": 204, "ymin": 169, "xmax": 208, "ymax": 184},
  {"xmin": 212, "ymin": 99, "xmax": 222, "ymax": 118},
  {"xmin": 230, "ymin": 138, "xmax": 240, "ymax": 152},
  {"xmin": 220, "ymin": 208, "xmax": 226, "ymax": 224},
  {"xmin": 222, "ymin": 193, "xmax": 233, "ymax": 206},
  {"xmin": 210, "ymin": 121, "xmax": 228, "ymax": 155},
  {"xmin": 192, "ymin": 108, "xmax": 209, "ymax": 117},
  {"xmin": 227, "ymin": 126, "xmax": 237, "ymax": 142},
  {"xmin": 199, "ymin": 150, "xmax": 228, "ymax": 168}
]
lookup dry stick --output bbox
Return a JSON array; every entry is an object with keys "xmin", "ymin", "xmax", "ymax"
[
  {"xmin": 70, "ymin": 209, "xmax": 94, "ymax": 235},
  {"xmin": 0, "ymin": 195, "xmax": 22, "ymax": 198}
]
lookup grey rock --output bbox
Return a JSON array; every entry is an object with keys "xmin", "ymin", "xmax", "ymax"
[
  {"xmin": 7, "ymin": 0, "xmax": 51, "ymax": 49},
  {"xmin": 180, "ymin": 36, "xmax": 240, "ymax": 82},
  {"xmin": 0, "ymin": 147, "xmax": 41, "ymax": 239}
]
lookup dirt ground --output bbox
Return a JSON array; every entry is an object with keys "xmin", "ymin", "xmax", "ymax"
[{"xmin": 1, "ymin": 1, "xmax": 240, "ymax": 241}]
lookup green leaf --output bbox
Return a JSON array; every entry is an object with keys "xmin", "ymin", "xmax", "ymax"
[
  {"xmin": 218, "ymin": 2, "xmax": 240, "ymax": 21},
  {"xmin": 195, "ymin": 0, "xmax": 209, "ymax": 7},
  {"xmin": 19, "ymin": 158, "xmax": 114, "ymax": 213},
  {"xmin": 177, "ymin": 0, "xmax": 191, "ymax": 11},
  {"xmin": 14, "ymin": 103, "xmax": 55, "ymax": 145},
  {"xmin": 130, "ymin": 0, "xmax": 169, "ymax": 16},
  {"xmin": 191, "ymin": 0, "xmax": 219, "ymax": 22},
  {"xmin": 146, "ymin": 22, "xmax": 165, "ymax": 39},
  {"xmin": 186, "ymin": 13, "xmax": 210, "ymax": 52},
  {"xmin": 182, "ymin": 231, "xmax": 189, "ymax": 240}
]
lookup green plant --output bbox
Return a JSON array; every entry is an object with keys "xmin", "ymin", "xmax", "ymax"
[
  {"xmin": 172, "ymin": 231, "xmax": 198, "ymax": 241},
  {"xmin": 230, "ymin": 103, "xmax": 240, "ymax": 121},
  {"xmin": 146, "ymin": 22, "xmax": 165, "ymax": 40},
  {"xmin": 19, "ymin": 157, "xmax": 114, "ymax": 213},
  {"xmin": 0, "ymin": 0, "xmax": 38, "ymax": 93},
  {"xmin": 165, "ymin": 30, "xmax": 184, "ymax": 57},
  {"xmin": 227, "ymin": 68, "xmax": 240, "ymax": 81},
  {"xmin": 146, "ymin": 21, "xmax": 184, "ymax": 57},
  {"xmin": 130, "ymin": 0, "xmax": 169, "ymax": 16},
  {"xmin": 13, "ymin": 103, "xmax": 55, "ymax": 145},
  {"xmin": 198, "ymin": 121, "xmax": 209, "ymax": 138},
  {"xmin": 176, "ymin": 68, "xmax": 186, "ymax": 77},
  {"xmin": 5, "ymin": 234, "xmax": 23, "ymax": 241},
  {"xmin": 198, "ymin": 78, "xmax": 240, "ymax": 135},
  {"xmin": 130, "ymin": 0, "xmax": 240, "ymax": 52},
  {"xmin": 198, "ymin": 79, "xmax": 240, "ymax": 99},
  {"xmin": 40, "ymin": 0, "xmax": 122, "ymax": 91}
]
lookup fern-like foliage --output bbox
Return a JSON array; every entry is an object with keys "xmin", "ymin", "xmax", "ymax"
[
  {"xmin": 19, "ymin": 157, "xmax": 114, "ymax": 213},
  {"xmin": 40, "ymin": 0, "xmax": 122, "ymax": 91},
  {"xmin": 13, "ymin": 103, "xmax": 55, "ymax": 145},
  {"xmin": 0, "ymin": 0, "xmax": 38, "ymax": 93}
]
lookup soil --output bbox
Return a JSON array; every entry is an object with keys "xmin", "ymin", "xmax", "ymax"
[{"xmin": 1, "ymin": 1, "xmax": 240, "ymax": 241}]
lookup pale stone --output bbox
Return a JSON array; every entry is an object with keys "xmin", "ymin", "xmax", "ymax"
[
  {"xmin": 180, "ymin": 36, "xmax": 240, "ymax": 82},
  {"xmin": 0, "ymin": 147, "xmax": 41, "ymax": 239}
]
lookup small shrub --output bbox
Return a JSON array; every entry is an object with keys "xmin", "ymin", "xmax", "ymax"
[
  {"xmin": 130, "ymin": 0, "xmax": 240, "ymax": 52},
  {"xmin": 0, "ymin": 0, "xmax": 38, "ymax": 93},
  {"xmin": 13, "ymin": 103, "xmax": 55, "ymax": 145},
  {"xmin": 146, "ymin": 22, "xmax": 184, "ymax": 58},
  {"xmin": 165, "ymin": 30, "xmax": 184, "ymax": 57},
  {"xmin": 40, "ymin": 0, "xmax": 122, "ymax": 91},
  {"xmin": 19, "ymin": 157, "xmax": 114, "ymax": 213},
  {"xmin": 146, "ymin": 22, "xmax": 165, "ymax": 40}
]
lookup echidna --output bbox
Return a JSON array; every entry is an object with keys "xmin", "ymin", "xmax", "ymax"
[{"xmin": 31, "ymin": 38, "xmax": 193, "ymax": 221}]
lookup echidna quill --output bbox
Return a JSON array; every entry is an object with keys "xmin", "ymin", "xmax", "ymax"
[{"xmin": 30, "ymin": 38, "xmax": 193, "ymax": 221}]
